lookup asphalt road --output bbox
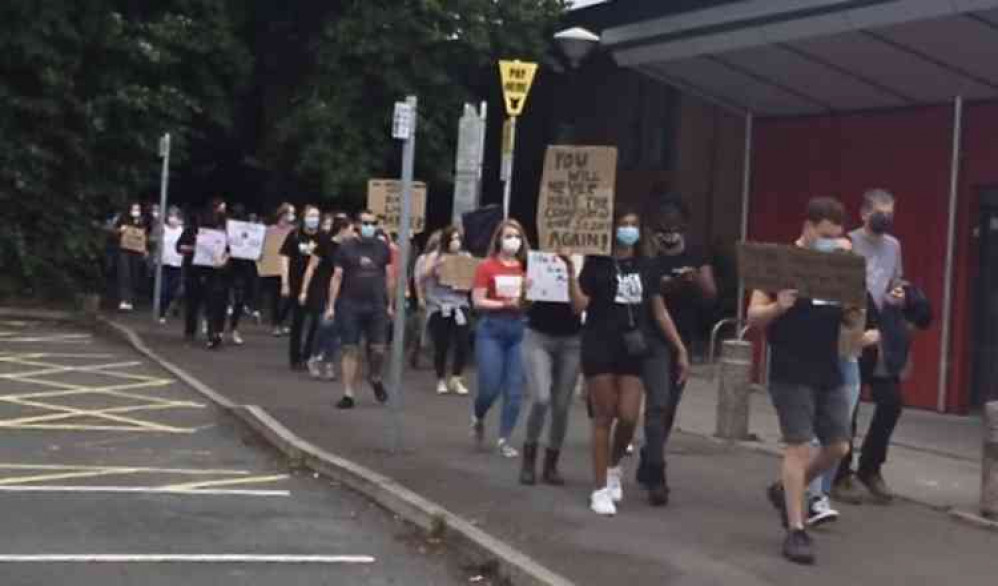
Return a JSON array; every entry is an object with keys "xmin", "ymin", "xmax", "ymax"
[{"xmin": 0, "ymin": 318, "xmax": 469, "ymax": 586}]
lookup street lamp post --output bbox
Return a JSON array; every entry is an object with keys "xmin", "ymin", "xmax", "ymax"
[{"xmin": 552, "ymin": 27, "xmax": 600, "ymax": 144}]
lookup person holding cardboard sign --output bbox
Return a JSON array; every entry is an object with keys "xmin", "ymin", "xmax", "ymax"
[
  {"xmin": 423, "ymin": 226, "xmax": 473, "ymax": 396},
  {"xmin": 471, "ymin": 220, "xmax": 530, "ymax": 459},
  {"xmin": 115, "ymin": 201, "xmax": 149, "ymax": 311},
  {"xmin": 747, "ymin": 197, "xmax": 853, "ymax": 565}
]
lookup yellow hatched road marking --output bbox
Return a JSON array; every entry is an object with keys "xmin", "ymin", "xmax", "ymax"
[{"xmin": 0, "ymin": 463, "xmax": 251, "ymax": 475}]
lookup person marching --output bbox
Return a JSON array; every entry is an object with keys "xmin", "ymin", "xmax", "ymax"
[
  {"xmin": 115, "ymin": 201, "xmax": 149, "ymax": 311},
  {"xmin": 225, "ymin": 203, "xmax": 257, "ymax": 346},
  {"xmin": 564, "ymin": 210, "xmax": 683, "ymax": 516},
  {"xmin": 282, "ymin": 205, "xmax": 323, "ymax": 370},
  {"xmin": 637, "ymin": 195, "xmax": 710, "ymax": 505},
  {"xmin": 470, "ymin": 220, "xmax": 530, "ymax": 458},
  {"xmin": 326, "ymin": 210, "xmax": 394, "ymax": 409},
  {"xmin": 177, "ymin": 200, "xmax": 230, "ymax": 349},
  {"xmin": 422, "ymin": 226, "xmax": 472, "ymax": 396},
  {"xmin": 262, "ymin": 203, "xmax": 296, "ymax": 336},
  {"xmin": 747, "ymin": 196, "xmax": 852, "ymax": 564},
  {"xmin": 157, "ymin": 206, "xmax": 185, "ymax": 324},
  {"xmin": 301, "ymin": 213, "xmax": 352, "ymax": 380},
  {"xmin": 519, "ymin": 262, "xmax": 584, "ymax": 486}
]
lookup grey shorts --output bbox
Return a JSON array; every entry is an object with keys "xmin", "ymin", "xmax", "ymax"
[{"xmin": 768, "ymin": 382, "xmax": 851, "ymax": 446}]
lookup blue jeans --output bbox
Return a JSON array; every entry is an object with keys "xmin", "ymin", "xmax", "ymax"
[
  {"xmin": 810, "ymin": 358, "xmax": 861, "ymax": 496},
  {"xmin": 474, "ymin": 314, "xmax": 526, "ymax": 440}
]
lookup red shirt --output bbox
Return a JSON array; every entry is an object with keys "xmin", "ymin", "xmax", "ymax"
[{"xmin": 473, "ymin": 257, "xmax": 525, "ymax": 302}]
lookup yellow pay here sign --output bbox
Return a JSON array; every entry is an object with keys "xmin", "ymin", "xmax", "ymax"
[{"xmin": 499, "ymin": 60, "xmax": 537, "ymax": 117}]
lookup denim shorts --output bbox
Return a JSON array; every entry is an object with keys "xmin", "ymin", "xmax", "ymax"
[
  {"xmin": 338, "ymin": 301, "xmax": 388, "ymax": 347},
  {"xmin": 769, "ymin": 381, "xmax": 851, "ymax": 446}
]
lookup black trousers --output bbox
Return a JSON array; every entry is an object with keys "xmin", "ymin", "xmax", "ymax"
[
  {"xmin": 261, "ymin": 276, "xmax": 291, "ymax": 327},
  {"xmin": 184, "ymin": 268, "xmax": 227, "ymax": 340},
  {"xmin": 837, "ymin": 375, "xmax": 904, "ymax": 480},
  {"xmin": 428, "ymin": 310, "xmax": 469, "ymax": 379},
  {"xmin": 289, "ymin": 303, "xmax": 320, "ymax": 367},
  {"xmin": 228, "ymin": 260, "xmax": 257, "ymax": 331}
]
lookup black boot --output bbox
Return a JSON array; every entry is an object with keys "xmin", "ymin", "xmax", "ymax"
[
  {"xmin": 520, "ymin": 443, "xmax": 538, "ymax": 485},
  {"xmin": 542, "ymin": 448, "xmax": 565, "ymax": 486},
  {"xmin": 636, "ymin": 447, "xmax": 652, "ymax": 488},
  {"xmin": 645, "ymin": 463, "xmax": 669, "ymax": 507}
]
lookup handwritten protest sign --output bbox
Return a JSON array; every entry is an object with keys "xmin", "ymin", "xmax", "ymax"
[
  {"xmin": 256, "ymin": 226, "xmax": 291, "ymax": 277},
  {"xmin": 226, "ymin": 220, "xmax": 266, "ymax": 261},
  {"xmin": 439, "ymin": 255, "xmax": 481, "ymax": 292},
  {"xmin": 526, "ymin": 251, "xmax": 584, "ymax": 303},
  {"xmin": 192, "ymin": 229, "xmax": 228, "ymax": 268},
  {"xmin": 738, "ymin": 242, "xmax": 866, "ymax": 306},
  {"xmin": 367, "ymin": 179, "xmax": 427, "ymax": 234},
  {"xmin": 537, "ymin": 146, "xmax": 617, "ymax": 256},
  {"xmin": 120, "ymin": 226, "xmax": 147, "ymax": 254}
]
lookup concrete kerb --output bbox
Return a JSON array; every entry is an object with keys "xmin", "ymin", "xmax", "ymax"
[
  {"xmin": 949, "ymin": 509, "xmax": 998, "ymax": 533},
  {"xmin": 92, "ymin": 317, "xmax": 574, "ymax": 586}
]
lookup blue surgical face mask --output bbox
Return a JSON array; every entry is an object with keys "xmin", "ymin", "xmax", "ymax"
[
  {"xmin": 812, "ymin": 237, "xmax": 839, "ymax": 253},
  {"xmin": 304, "ymin": 216, "xmax": 320, "ymax": 231},
  {"xmin": 360, "ymin": 224, "xmax": 376, "ymax": 239},
  {"xmin": 616, "ymin": 226, "xmax": 640, "ymax": 247}
]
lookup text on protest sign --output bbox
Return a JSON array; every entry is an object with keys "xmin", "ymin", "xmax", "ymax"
[
  {"xmin": 192, "ymin": 229, "xmax": 228, "ymax": 268},
  {"xmin": 737, "ymin": 242, "xmax": 867, "ymax": 306},
  {"xmin": 526, "ymin": 251, "xmax": 584, "ymax": 303},
  {"xmin": 367, "ymin": 179, "xmax": 427, "ymax": 234},
  {"xmin": 537, "ymin": 146, "xmax": 617, "ymax": 256},
  {"xmin": 120, "ymin": 226, "xmax": 147, "ymax": 254},
  {"xmin": 226, "ymin": 220, "xmax": 266, "ymax": 261}
]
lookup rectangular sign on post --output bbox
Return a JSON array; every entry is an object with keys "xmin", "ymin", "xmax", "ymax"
[
  {"xmin": 367, "ymin": 179, "xmax": 427, "ymax": 234},
  {"xmin": 438, "ymin": 255, "xmax": 482, "ymax": 292},
  {"xmin": 256, "ymin": 226, "xmax": 291, "ymax": 277},
  {"xmin": 192, "ymin": 228, "xmax": 228, "ymax": 268},
  {"xmin": 526, "ymin": 251, "xmax": 584, "ymax": 303},
  {"xmin": 737, "ymin": 242, "xmax": 867, "ymax": 306},
  {"xmin": 226, "ymin": 220, "xmax": 266, "ymax": 261},
  {"xmin": 120, "ymin": 227, "xmax": 147, "ymax": 254},
  {"xmin": 537, "ymin": 146, "xmax": 618, "ymax": 256}
]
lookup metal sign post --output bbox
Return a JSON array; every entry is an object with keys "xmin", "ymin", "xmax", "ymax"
[
  {"xmin": 387, "ymin": 96, "xmax": 418, "ymax": 454},
  {"xmin": 498, "ymin": 60, "xmax": 537, "ymax": 219},
  {"xmin": 152, "ymin": 133, "xmax": 171, "ymax": 321}
]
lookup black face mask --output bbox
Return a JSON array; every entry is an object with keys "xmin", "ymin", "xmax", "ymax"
[{"xmin": 869, "ymin": 211, "xmax": 893, "ymax": 235}]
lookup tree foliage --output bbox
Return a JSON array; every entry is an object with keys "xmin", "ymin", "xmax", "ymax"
[{"xmin": 0, "ymin": 0, "xmax": 564, "ymax": 300}]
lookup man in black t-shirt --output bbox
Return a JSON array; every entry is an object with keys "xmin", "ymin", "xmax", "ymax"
[
  {"xmin": 747, "ymin": 197, "xmax": 851, "ymax": 566},
  {"xmin": 638, "ymin": 196, "xmax": 717, "ymax": 505},
  {"xmin": 326, "ymin": 210, "xmax": 394, "ymax": 409},
  {"xmin": 280, "ymin": 206, "xmax": 322, "ymax": 369}
]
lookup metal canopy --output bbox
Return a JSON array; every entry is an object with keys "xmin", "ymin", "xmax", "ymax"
[{"xmin": 605, "ymin": 0, "xmax": 998, "ymax": 115}]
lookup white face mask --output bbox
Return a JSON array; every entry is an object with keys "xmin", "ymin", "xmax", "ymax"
[
  {"xmin": 285, "ymin": 213, "xmax": 296, "ymax": 224},
  {"xmin": 130, "ymin": 209, "xmax": 141, "ymax": 219},
  {"xmin": 501, "ymin": 235, "xmax": 522, "ymax": 256},
  {"xmin": 448, "ymin": 239, "xmax": 461, "ymax": 253}
]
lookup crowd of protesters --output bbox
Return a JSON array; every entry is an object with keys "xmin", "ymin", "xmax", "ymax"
[{"xmin": 102, "ymin": 186, "xmax": 929, "ymax": 566}]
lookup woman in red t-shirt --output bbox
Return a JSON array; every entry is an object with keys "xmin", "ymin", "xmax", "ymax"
[{"xmin": 471, "ymin": 219, "xmax": 529, "ymax": 458}]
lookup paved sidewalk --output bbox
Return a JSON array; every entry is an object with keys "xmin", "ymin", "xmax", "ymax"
[
  {"xmin": 114, "ymin": 315, "xmax": 997, "ymax": 585},
  {"xmin": 677, "ymin": 367, "xmax": 984, "ymax": 511}
]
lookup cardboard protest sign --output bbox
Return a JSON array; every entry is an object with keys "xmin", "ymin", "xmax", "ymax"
[
  {"xmin": 526, "ymin": 251, "xmax": 584, "ymax": 303},
  {"xmin": 120, "ymin": 226, "xmax": 147, "ymax": 254},
  {"xmin": 438, "ymin": 255, "xmax": 482, "ymax": 292},
  {"xmin": 256, "ymin": 226, "xmax": 291, "ymax": 277},
  {"xmin": 537, "ymin": 146, "xmax": 617, "ymax": 256},
  {"xmin": 192, "ymin": 228, "xmax": 228, "ymax": 268},
  {"xmin": 367, "ymin": 179, "xmax": 427, "ymax": 234},
  {"xmin": 161, "ymin": 226, "xmax": 183, "ymax": 268},
  {"xmin": 226, "ymin": 220, "xmax": 266, "ymax": 261},
  {"xmin": 738, "ymin": 242, "xmax": 866, "ymax": 306}
]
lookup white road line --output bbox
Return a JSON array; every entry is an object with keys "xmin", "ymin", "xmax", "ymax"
[
  {"xmin": 0, "ymin": 554, "xmax": 375, "ymax": 564},
  {"xmin": 0, "ymin": 486, "xmax": 290, "ymax": 497}
]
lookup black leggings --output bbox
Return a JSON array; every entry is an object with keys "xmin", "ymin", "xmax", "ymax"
[
  {"xmin": 228, "ymin": 260, "xmax": 257, "ymax": 331},
  {"xmin": 428, "ymin": 311, "xmax": 469, "ymax": 379},
  {"xmin": 185, "ymin": 268, "xmax": 227, "ymax": 340},
  {"xmin": 261, "ymin": 276, "xmax": 291, "ymax": 327}
]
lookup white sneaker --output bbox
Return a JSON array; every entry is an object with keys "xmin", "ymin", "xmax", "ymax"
[
  {"xmin": 157, "ymin": 317, "xmax": 166, "ymax": 325},
  {"xmin": 118, "ymin": 302, "xmax": 133, "ymax": 312},
  {"xmin": 307, "ymin": 357, "xmax": 322, "ymax": 379},
  {"xmin": 436, "ymin": 379, "xmax": 450, "ymax": 395},
  {"xmin": 497, "ymin": 438, "xmax": 519, "ymax": 459},
  {"xmin": 231, "ymin": 331, "xmax": 244, "ymax": 346},
  {"xmin": 806, "ymin": 494, "xmax": 840, "ymax": 527},
  {"xmin": 449, "ymin": 377, "xmax": 470, "ymax": 396},
  {"xmin": 607, "ymin": 466, "xmax": 623, "ymax": 503},
  {"xmin": 324, "ymin": 362, "xmax": 337, "ymax": 381},
  {"xmin": 590, "ymin": 488, "xmax": 617, "ymax": 516}
]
